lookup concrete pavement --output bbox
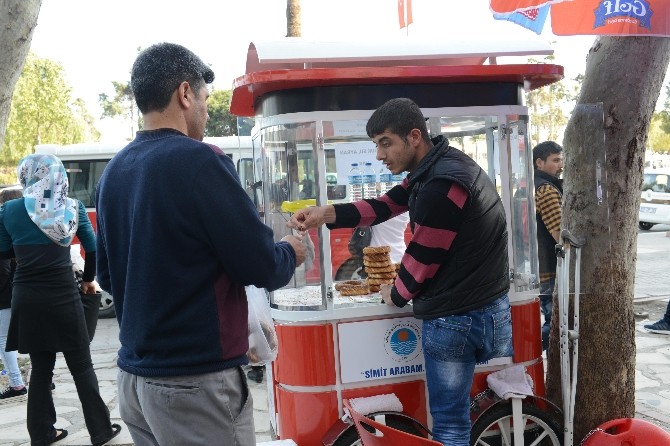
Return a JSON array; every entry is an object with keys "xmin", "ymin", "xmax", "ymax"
[{"xmin": 1, "ymin": 228, "xmax": 669, "ymax": 445}]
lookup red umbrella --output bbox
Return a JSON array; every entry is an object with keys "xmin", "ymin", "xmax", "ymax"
[{"xmin": 491, "ymin": 0, "xmax": 670, "ymax": 37}]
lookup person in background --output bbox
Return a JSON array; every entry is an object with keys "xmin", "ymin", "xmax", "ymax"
[
  {"xmin": 368, "ymin": 213, "xmax": 409, "ymax": 264},
  {"xmin": 532, "ymin": 141, "xmax": 564, "ymax": 351},
  {"xmin": 644, "ymin": 301, "xmax": 670, "ymax": 334},
  {"xmin": 288, "ymin": 98, "xmax": 512, "ymax": 446},
  {"xmin": 0, "ymin": 187, "xmax": 27, "ymax": 401},
  {"xmin": 0, "ymin": 155, "xmax": 120, "ymax": 446},
  {"xmin": 95, "ymin": 43, "xmax": 306, "ymax": 446}
]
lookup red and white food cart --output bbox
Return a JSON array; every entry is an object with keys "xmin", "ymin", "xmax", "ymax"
[{"xmin": 230, "ymin": 36, "xmax": 565, "ymax": 446}]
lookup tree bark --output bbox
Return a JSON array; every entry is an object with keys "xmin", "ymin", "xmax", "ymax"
[
  {"xmin": 546, "ymin": 36, "xmax": 670, "ymax": 442},
  {"xmin": 286, "ymin": 0, "xmax": 301, "ymax": 37},
  {"xmin": 0, "ymin": 0, "xmax": 42, "ymax": 149}
]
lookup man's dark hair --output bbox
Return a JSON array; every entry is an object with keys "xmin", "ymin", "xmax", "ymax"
[
  {"xmin": 0, "ymin": 187, "xmax": 22, "ymax": 204},
  {"xmin": 131, "ymin": 43, "xmax": 215, "ymax": 114},
  {"xmin": 366, "ymin": 98, "xmax": 431, "ymax": 143},
  {"xmin": 532, "ymin": 141, "xmax": 563, "ymax": 166}
]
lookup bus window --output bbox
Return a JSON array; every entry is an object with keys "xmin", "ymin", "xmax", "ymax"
[{"xmin": 63, "ymin": 160, "xmax": 110, "ymax": 207}]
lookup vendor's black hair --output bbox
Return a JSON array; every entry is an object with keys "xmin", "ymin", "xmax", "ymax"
[
  {"xmin": 532, "ymin": 141, "xmax": 563, "ymax": 165},
  {"xmin": 131, "ymin": 42, "xmax": 215, "ymax": 114},
  {"xmin": 366, "ymin": 98, "xmax": 431, "ymax": 143}
]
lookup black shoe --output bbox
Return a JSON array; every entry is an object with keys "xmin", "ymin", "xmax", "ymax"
[
  {"xmin": 247, "ymin": 367, "xmax": 263, "ymax": 383},
  {"xmin": 51, "ymin": 428, "xmax": 68, "ymax": 444},
  {"xmin": 0, "ymin": 386, "xmax": 27, "ymax": 399},
  {"xmin": 93, "ymin": 423, "xmax": 122, "ymax": 446}
]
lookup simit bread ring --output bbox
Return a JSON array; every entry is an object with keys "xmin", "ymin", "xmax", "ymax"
[
  {"xmin": 364, "ymin": 253, "xmax": 391, "ymax": 262},
  {"xmin": 364, "ymin": 259, "xmax": 392, "ymax": 268},
  {"xmin": 367, "ymin": 277, "xmax": 395, "ymax": 286},
  {"xmin": 338, "ymin": 284, "xmax": 370, "ymax": 296},
  {"xmin": 368, "ymin": 285, "xmax": 381, "ymax": 293},
  {"xmin": 334, "ymin": 280, "xmax": 366, "ymax": 291},
  {"xmin": 363, "ymin": 246, "xmax": 391, "ymax": 255},
  {"xmin": 365, "ymin": 265, "xmax": 395, "ymax": 273},
  {"xmin": 367, "ymin": 272, "xmax": 396, "ymax": 279}
]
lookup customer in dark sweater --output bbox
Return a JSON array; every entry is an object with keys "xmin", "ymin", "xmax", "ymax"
[
  {"xmin": 289, "ymin": 98, "xmax": 511, "ymax": 446},
  {"xmin": 95, "ymin": 43, "xmax": 306, "ymax": 446}
]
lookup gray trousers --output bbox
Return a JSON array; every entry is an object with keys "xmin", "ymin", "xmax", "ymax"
[{"xmin": 118, "ymin": 366, "xmax": 255, "ymax": 446}]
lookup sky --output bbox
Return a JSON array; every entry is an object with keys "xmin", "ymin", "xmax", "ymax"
[{"xmin": 28, "ymin": 0, "xmax": 598, "ymax": 141}]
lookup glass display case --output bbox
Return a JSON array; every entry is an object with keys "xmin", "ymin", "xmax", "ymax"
[{"xmin": 249, "ymin": 107, "xmax": 539, "ymax": 313}]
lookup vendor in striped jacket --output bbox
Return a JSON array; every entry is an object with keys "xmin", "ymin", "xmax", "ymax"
[{"xmin": 288, "ymin": 97, "xmax": 512, "ymax": 446}]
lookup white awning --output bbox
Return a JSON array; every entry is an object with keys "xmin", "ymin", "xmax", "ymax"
[{"xmin": 245, "ymin": 37, "xmax": 554, "ymax": 74}]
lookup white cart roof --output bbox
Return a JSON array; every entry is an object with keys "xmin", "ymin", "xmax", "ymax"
[{"xmin": 244, "ymin": 37, "xmax": 554, "ymax": 74}]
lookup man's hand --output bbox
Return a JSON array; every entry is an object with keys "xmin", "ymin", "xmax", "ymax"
[
  {"xmin": 380, "ymin": 284, "xmax": 396, "ymax": 306},
  {"xmin": 282, "ymin": 235, "xmax": 307, "ymax": 267},
  {"xmin": 287, "ymin": 205, "xmax": 336, "ymax": 232},
  {"xmin": 80, "ymin": 281, "xmax": 98, "ymax": 294}
]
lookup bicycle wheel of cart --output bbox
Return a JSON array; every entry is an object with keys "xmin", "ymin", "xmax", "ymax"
[
  {"xmin": 470, "ymin": 401, "xmax": 563, "ymax": 446},
  {"xmin": 333, "ymin": 413, "xmax": 427, "ymax": 446}
]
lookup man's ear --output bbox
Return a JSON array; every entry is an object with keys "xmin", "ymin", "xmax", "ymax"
[
  {"xmin": 177, "ymin": 81, "xmax": 190, "ymax": 108},
  {"xmin": 408, "ymin": 128, "xmax": 422, "ymax": 146}
]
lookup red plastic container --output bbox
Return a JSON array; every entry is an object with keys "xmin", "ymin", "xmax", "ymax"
[{"xmin": 581, "ymin": 418, "xmax": 670, "ymax": 446}]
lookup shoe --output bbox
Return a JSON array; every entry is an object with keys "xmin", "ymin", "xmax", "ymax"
[
  {"xmin": 51, "ymin": 429, "xmax": 68, "ymax": 444},
  {"xmin": 93, "ymin": 423, "xmax": 122, "ymax": 446},
  {"xmin": 644, "ymin": 319, "xmax": 670, "ymax": 334},
  {"xmin": 247, "ymin": 367, "xmax": 263, "ymax": 383},
  {"xmin": 0, "ymin": 385, "xmax": 27, "ymax": 399}
]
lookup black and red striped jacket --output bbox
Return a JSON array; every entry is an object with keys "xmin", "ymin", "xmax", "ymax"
[{"xmin": 330, "ymin": 136, "xmax": 509, "ymax": 319}]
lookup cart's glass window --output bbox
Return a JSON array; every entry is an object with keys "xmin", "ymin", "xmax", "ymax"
[{"xmin": 507, "ymin": 120, "xmax": 538, "ymax": 293}]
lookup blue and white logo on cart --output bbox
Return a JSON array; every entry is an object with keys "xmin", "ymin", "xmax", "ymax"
[{"xmin": 384, "ymin": 320, "xmax": 422, "ymax": 362}]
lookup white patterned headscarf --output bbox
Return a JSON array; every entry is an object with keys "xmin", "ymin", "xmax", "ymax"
[{"xmin": 17, "ymin": 154, "xmax": 78, "ymax": 246}]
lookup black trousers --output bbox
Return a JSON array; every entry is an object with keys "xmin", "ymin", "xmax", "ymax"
[{"xmin": 27, "ymin": 347, "xmax": 113, "ymax": 446}]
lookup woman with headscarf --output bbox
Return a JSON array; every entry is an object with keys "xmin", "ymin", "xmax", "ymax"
[{"xmin": 0, "ymin": 154, "xmax": 121, "ymax": 446}]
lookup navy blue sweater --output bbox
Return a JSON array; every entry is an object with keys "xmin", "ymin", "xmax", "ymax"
[{"xmin": 96, "ymin": 129, "xmax": 296, "ymax": 377}]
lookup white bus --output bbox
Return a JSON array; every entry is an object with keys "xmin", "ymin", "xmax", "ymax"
[{"xmin": 35, "ymin": 136, "xmax": 255, "ymax": 317}]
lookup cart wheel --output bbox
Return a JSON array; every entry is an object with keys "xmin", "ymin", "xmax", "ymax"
[
  {"xmin": 470, "ymin": 401, "xmax": 563, "ymax": 446},
  {"xmin": 335, "ymin": 258, "xmax": 367, "ymax": 281},
  {"xmin": 333, "ymin": 414, "xmax": 426, "ymax": 446}
]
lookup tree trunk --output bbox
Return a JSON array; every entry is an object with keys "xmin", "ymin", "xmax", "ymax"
[
  {"xmin": 546, "ymin": 36, "xmax": 670, "ymax": 442},
  {"xmin": 0, "ymin": 0, "xmax": 42, "ymax": 149},
  {"xmin": 286, "ymin": 0, "xmax": 301, "ymax": 37}
]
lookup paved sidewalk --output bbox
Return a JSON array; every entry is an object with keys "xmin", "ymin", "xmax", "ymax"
[{"xmin": 1, "ymin": 229, "xmax": 669, "ymax": 445}]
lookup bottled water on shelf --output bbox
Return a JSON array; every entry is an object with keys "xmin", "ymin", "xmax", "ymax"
[
  {"xmin": 391, "ymin": 171, "xmax": 407, "ymax": 186},
  {"xmin": 348, "ymin": 163, "xmax": 363, "ymax": 202},
  {"xmin": 379, "ymin": 165, "xmax": 393, "ymax": 195},
  {"xmin": 362, "ymin": 162, "xmax": 378, "ymax": 199}
]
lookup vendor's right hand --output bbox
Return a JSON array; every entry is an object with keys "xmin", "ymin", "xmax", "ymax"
[
  {"xmin": 282, "ymin": 235, "xmax": 307, "ymax": 267},
  {"xmin": 287, "ymin": 205, "xmax": 334, "ymax": 232}
]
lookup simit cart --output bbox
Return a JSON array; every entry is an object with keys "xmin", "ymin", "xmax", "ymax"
[{"xmin": 230, "ymin": 36, "xmax": 565, "ymax": 446}]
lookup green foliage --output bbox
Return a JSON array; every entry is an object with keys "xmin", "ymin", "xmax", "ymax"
[
  {"xmin": 99, "ymin": 80, "xmax": 140, "ymax": 138},
  {"xmin": 648, "ymin": 112, "xmax": 670, "ymax": 153},
  {"xmin": 661, "ymin": 83, "xmax": 670, "ymax": 134},
  {"xmin": 1, "ymin": 54, "xmax": 96, "ymax": 164},
  {"xmin": 525, "ymin": 55, "xmax": 581, "ymax": 147},
  {"xmin": 205, "ymin": 89, "xmax": 238, "ymax": 137}
]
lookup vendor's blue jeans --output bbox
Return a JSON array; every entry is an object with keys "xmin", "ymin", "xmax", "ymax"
[
  {"xmin": 422, "ymin": 294, "xmax": 513, "ymax": 446},
  {"xmin": 539, "ymin": 278, "xmax": 555, "ymax": 351}
]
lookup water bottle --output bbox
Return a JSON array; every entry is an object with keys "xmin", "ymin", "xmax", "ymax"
[
  {"xmin": 379, "ymin": 165, "xmax": 393, "ymax": 195},
  {"xmin": 362, "ymin": 162, "xmax": 377, "ymax": 199},
  {"xmin": 348, "ymin": 163, "xmax": 363, "ymax": 202},
  {"xmin": 391, "ymin": 171, "xmax": 407, "ymax": 186}
]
